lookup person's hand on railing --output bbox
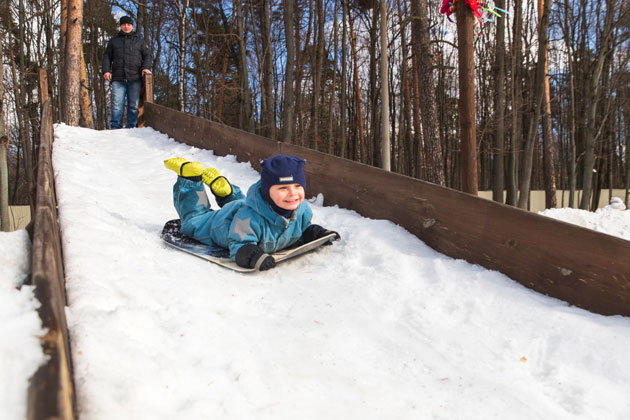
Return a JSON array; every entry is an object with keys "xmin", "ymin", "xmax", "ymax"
[{"xmin": 103, "ymin": 72, "xmax": 111, "ymax": 82}]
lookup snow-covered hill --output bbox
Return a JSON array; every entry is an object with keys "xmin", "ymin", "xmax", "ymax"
[{"xmin": 3, "ymin": 125, "xmax": 630, "ymax": 419}]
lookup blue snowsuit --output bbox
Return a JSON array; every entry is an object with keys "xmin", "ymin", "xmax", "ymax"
[{"xmin": 172, "ymin": 177, "xmax": 313, "ymax": 260}]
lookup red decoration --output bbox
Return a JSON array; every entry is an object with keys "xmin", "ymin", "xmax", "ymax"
[{"xmin": 440, "ymin": 0, "xmax": 483, "ymax": 19}]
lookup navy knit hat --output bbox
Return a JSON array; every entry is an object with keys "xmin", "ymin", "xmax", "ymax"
[
  {"xmin": 119, "ymin": 16, "xmax": 133, "ymax": 26},
  {"xmin": 260, "ymin": 155, "xmax": 306, "ymax": 216}
]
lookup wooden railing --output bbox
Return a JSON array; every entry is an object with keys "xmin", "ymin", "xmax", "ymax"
[
  {"xmin": 28, "ymin": 99, "xmax": 76, "ymax": 419},
  {"xmin": 145, "ymin": 101, "xmax": 630, "ymax": 317}
]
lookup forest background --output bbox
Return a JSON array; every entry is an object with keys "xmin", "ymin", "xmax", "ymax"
[{"xmin": 1, "ymin": 0, "xmax": 629, "ymax": 231}]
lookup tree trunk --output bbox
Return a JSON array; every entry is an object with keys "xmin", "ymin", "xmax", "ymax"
[
  {"xmin": 369, "ymin": 8, "xmax": 379, "ymax": 166},
  {"xmin": 0, "ymin": 136, "xmax": 8, "ymax": 231},
  {"xmin": 62, "ymin": 0, "xmax": 83, "ymax": 126},
  {"xmin": 177, "ymin": 0, "xmax": 190, "ymax": 112},
  {"xmin": 538, "ymin": 0, "xmax": 556, "ymax": 209},
  {"xmin": 492, "ymin": 0, "xmax": 506, "ymax": 203},
  {"xmin": 560, "ymin": 0, "xmax": 578, "ymax": 207},
  {"xmin": 8, "ymin": 4, "xmax": 34, "ymax": 207},
  {"xmin": 0, "ymin": 50, "xmax": 8, "ymax": 231},
  {"xmin": 236, "ymin": 0, "xmax": 254, "ymax": 132},
  {"xmin": 310, "ymin": 0, "xmax": 325, "ymax": 150},
  {"xmin": 328, "ymin": 0, "xmax": 340, "ymax": 155},
  {"xmin": 79, "ymin": 46, "xmax": 95, "ymax": 129},
  {"xmin": 294, "ymin": 0, "xmax": 314, "ymax": 147},
  {"xmin": 260, "ymin": 0, "xmax": 275, "ymax": 139},
  {"xmin": 518, "ymin": 0, "xmax": 551, "ymax": 209},
  {"xmin": 506, "ymin": 0, "xmax": 523, "ymax": 206},
  {"xmin": 379, "ymin": 0, "xmax": 390, "ymax": 171},
  {"xmin": 579, "ymin": 0, "xmax": 615, "ymax": 210},
  {"xmin": 396, "ymin": 0, "xmax": 412, "ymax": 175},
  {"xmin": 349, "ymin": 14, "xmax": 366, "ymax": 162},
  {"xmin": 410, "ymin": 0, "xmax": 445, "ymax": 185},
  {"xmin": 282, "ymin": 0, "xmax": 296, "ymax": 143},
  {"xmin": 456, "ymin": 4, "xmax": 477, "ymax": 194},
  {"xmin": 339, "ymin": 0, "xmax": 348, "ymax": 158},
  {"xmin": 410, "ymin": 50, "xmax": 424, "ymax": 179}
]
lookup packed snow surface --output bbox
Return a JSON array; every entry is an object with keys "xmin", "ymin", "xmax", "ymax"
[
  {"xmin": 0, "ymin": 229, "xmax": 47, "ymax": 420},
  {"xmin": 2, "ymin": 124, "xmax": 629, "ymax": 419}
]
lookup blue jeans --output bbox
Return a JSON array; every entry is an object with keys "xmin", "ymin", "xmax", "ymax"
[{"xmin": 110, "ymin": 80, "xmax": 141, "ymax": 129}]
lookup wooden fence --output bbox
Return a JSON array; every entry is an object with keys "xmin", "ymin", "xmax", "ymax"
[
  {"xmin": 28, "ymin": 99, "xmax": 76, "ymax": 419},
  {"xmin": 145, "ymin": 101, "xmax": 630, "ymax": 317}
]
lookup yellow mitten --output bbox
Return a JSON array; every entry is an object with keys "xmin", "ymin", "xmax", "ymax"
[
  {"xmin": 202, "ymin": 167, "xmax": 233, "ymax": 197},
  {"xmin": 164, "ymin": 158, "xmax": 204, "ymax": 177}
]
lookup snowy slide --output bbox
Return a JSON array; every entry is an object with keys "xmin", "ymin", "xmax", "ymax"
[{"xmin": 52, "ymin": 125, "xmax": 630, "ymax": 420}]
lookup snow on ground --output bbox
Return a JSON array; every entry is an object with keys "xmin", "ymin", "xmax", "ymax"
[
  {"xmin": 0, "ymin": 229, "xmax": 47, "ymax": 420},
  {"xmin": 540, "ymin": 198, "xmax": 630, "ymax": 241},
  {"xmin": 2, "ymin": 124, "xmax": 630, "ymax": 418}
]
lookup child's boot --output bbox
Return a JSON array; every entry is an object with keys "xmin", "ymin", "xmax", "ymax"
[
  {"xmin": 202, "ymin": 167, "xmax": 233, "ymax": 197},
  {"xmin": 164, "ymin": 157, "xmax": 204, "ymax": 179}
]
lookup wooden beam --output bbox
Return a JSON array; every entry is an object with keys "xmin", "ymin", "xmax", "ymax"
[
  {"xmin": 28, "ymin": 100, "xmax": 76, "ymax": 420},
  {"xmin": 144, "ymin": 102, "xmax": 630, "ymax": 317}
]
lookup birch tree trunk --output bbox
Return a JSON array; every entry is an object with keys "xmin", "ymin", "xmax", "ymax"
[
  {"xmin": 177, "ymin": 0, "xmax": 190, "ymax": 112},
  {"xmin": 538, "ymin": 0, "xmax": 556, "ymax": 209},
  {"xmin": 62, "ymin": 0, "xmax": 83, "ymax": 126},
  {"xmin": 492, "ymin": 0, "xmax": 506, "ymax": 203}
]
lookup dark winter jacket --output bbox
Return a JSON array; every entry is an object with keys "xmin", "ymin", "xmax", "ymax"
[{"xmin": 102, "ymin": 31, "xmax": 151, "ymax": 82}]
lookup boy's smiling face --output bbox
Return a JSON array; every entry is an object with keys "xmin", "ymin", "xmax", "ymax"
[{"xmin": 268, "ymin": 183, "xmax": 305, "ymax": 211}]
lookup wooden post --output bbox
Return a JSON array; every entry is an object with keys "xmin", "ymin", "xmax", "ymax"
[
  {"xmin": 137, "ymin": 73, "xmax": 153, "ymax": 127},
  {"xmin": 39, "ymin": 69, "xmax": 51, "ymax": 103},
  {"xmin": 456, "ymin": 4, "xmax": 478, "ymax": 194}
]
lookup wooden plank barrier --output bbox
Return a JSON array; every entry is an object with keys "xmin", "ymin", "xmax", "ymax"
[
  {"xmin": 145, "ymin": 102, "xmax": 630, "ymax": 317},
  {"xmin": 28, "ymin": 99, "xmax": 76, "ymax": 419}
]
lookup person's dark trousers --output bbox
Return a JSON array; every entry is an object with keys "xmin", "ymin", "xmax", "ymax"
[{"xmin": 110, "ymin": 80, "xmax": 142, "ymax": 129}]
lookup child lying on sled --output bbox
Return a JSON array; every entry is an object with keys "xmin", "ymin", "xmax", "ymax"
[{"xmin": 165, "ymin": 154, "xmax": 339, "ymax": 271}]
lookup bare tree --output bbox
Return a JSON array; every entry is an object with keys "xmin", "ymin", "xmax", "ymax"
[
  {"xmin": 282, "ymin": 0, "xmax": 296, "ymax": 142},
  {"xmin": 539, "ymin": 0, "xmax": 556, "ymax": 209},
  {"xmin": 379, "ymin": 0, "xmax": 390, "ymax": 170},
  {"xmin": 456, "ymin": 3, "xmax": 477, "ymax": 193},
  {"xmin": 175, "ymin": 0, "xmax": 190, "ymax": 112},
  {"xmin": 62, "ymin": 0, "xmax": 83, "ymax": 125},
  {"xmin": 259, "ymin": 0, "xmax": 275, "ymax": 139},
  {"xmin": 410, "ymin": 0, "xmax": 445, "ymax": 185},
  {"xmin": 236, "ymin": 0, "xmax": 254, "ymax": 131},
  {"xmin": 518, "ymin": 0, "xmax": 551, "ymax": 209},
  {"xmin": 492, "ymin": 0, "xmax": 506, "ymax": 203},
  {"xmin": 579, "ymin": 0, "xmax": 616, "ymax": 210},
  {"xmin": 0, "ymin": 38, "xmax": 8, "ymax": 231}
]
